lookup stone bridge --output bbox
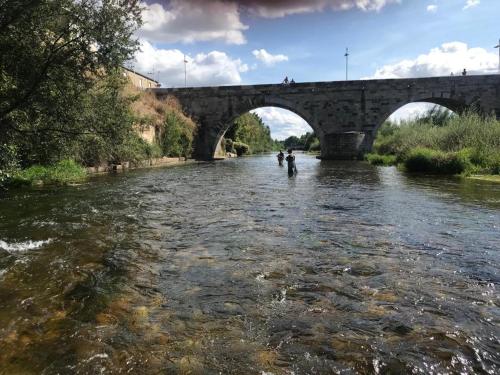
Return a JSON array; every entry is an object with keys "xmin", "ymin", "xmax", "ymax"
[{"xmin": 153, "ymin": 75, "xmax": 500, "ymax": 160}]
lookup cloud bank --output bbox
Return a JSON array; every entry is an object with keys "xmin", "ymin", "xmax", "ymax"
[
  {"xmin": 140, "ymin": 0, "xmax": 399, "ymax": 44},
  {"xmin": 139, "ymin": 1, "xmax": 248, "ymax": 44},
  {"xmin": 368, "ymin": 42, "xmax": 498, "ymax": 79},
  {"xmin": 251, "ymin": 107, "xmax": 312, "ymax": 140},
  {"xmin": 133, "ymin": 40, "xmax": 248, "ymax": 87}
]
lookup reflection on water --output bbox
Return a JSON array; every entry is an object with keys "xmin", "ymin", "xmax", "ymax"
[{"xmin": 0, "ymin": 154, "xmax": 499, "ymax": 374}]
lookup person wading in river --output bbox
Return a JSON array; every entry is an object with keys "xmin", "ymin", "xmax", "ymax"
[
  {"xmin": 285, "ymin": 149, "xmax": 298, "ymax": 177},
  {"xmin": 277, "ymin": 150, "xmax": 284, "ymax": 166}
]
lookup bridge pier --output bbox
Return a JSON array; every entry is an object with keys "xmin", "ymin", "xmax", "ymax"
[{"xmin": 319, "ymin": 131, "xmax": 372, "ymax": 160}]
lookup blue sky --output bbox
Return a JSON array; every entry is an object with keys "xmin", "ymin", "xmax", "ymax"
[{"xmin": 134, "ymin": 0, "xmax": 500, "ymax": 139}]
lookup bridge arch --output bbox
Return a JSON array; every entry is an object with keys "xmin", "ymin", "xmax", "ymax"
[
  {"xmin": 204, "ymin": 96, "xmax": 322, "ymax": 159},
  {"xmin": 364, "ymin": 96, "xmax": 469, "ymax": 152}
]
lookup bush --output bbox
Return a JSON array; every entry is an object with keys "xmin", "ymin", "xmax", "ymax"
[
  {"xmin": 308, "ymin": 138, "xmax": 321, "ymax": 152},
  {"xmin": 372, "ymin": 111, "xmax": 500, "ymax": 175},
  {"xmin": 404, "ymin": 147, "xmax": 471, "ymax": 174},
  {"xmin": 225, "ymin": 138, "xmax": 235, "ymax": 153},
  {"xmin": 160, "ymin": 111, "xmax": 197, "ymax": 158},
  {"xmin": 0, "ymin": 144, "xmax": 20, "ymax": 188},
  {"xmin": 365, "ymin": 153, "xmax": 397, "ymax": 166},
  {"xmin": 233, "ymin": 141, "xmax": 250, "ymax": 156},
  {"xmin": 12, "ymin": 159, "xmax": 87, "ymax": 186}
]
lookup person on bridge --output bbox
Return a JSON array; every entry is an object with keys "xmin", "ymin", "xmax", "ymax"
[
  {"xmin": 277, "ymin": 150, "xmax": 284, "ymax": 166},
  {"xmin": 462, "ymin": 68, "xmax": 467, "ymax": 76},
  {"xmin": 283, "ymin": 76, "xmax": 289, "ymax": 85},
  {"xmin": 285, "ymin": 149, "xmax": 298, "ymax": 177}
]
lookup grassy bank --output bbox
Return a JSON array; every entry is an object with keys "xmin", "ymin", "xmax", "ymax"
[
  {"xmin": 366, "ymin": 111, "xmax": 500, "ymax": 176},
  {"xmin": 9, "ymin": 160, "xmax": 87, "ymax": 186},
  {"xmin": 1, "ymin": 84, "xmax": 199, "ymax": 189}
]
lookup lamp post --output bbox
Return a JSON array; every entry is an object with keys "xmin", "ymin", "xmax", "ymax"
[
  {"xmin": 184, "ymin": 55, "xmax": 188, "ymax": 87},
  {"xmin": 495, "ymin": 39, "xmax": 500, "ymax": 73},
  {"xmin": 344, "ymin": 47, "xmax": 349, "ymax": 81}
]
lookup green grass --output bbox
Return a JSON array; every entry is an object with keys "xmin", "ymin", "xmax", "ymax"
[
  {"xmin": 467, "ymin": 175, "xmax": 500, "ymax": 183},
  {"xmin": 368, "ymin": 111, "xmax": 500, "ymax": 175},
  {"xmin": 403, "ymin": 147, "xmax": 471, "ymax": 174},
  {"xmin": 11, "ymin": 159, "xmax": 87, "ymax": 186},
  {"xmin": 365, "ymin": 153, "xmax": 397, "ymax": 166}
]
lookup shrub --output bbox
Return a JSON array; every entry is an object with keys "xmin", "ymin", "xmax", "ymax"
[
  {"xmin": 12, "ymin": 159, "xmax": 87, "ymax": 186},
  {"xmin": 308, "ymin": 138, "xmax": 321, "ymax": 152},
  {"xmin": 373, "ymin": 111, "xmax": 500, "ymax": 175},
  {"xmin": 365, "ymin": 153, "xmax": 397, "ymax": 166},
  {"xmin": 404, "ymin": 147, "xmax": 471, "ymax": 174},
  {"xmin": 225, "ymin": 138, "xmax": 235, "ymax": 153},
  {"xmin": 233, "ymin": 141, "xmax": 250, "ymax": 156},
  {"xmin": 160, "ymin": 111, "xmax": 197, "ymax": 158}
]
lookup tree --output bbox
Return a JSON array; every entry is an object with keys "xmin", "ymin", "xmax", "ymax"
[
  {"xmin": 225, "ymin": 112, "xmax": 274, "ymax": 154},
  {"xmin": 0, "ymin": 0, "xmax": 141, "ymax": 135}
]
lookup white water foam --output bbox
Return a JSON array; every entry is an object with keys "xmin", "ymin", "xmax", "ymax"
[{"xmin": 0, "ymin": 239, "xmax": 53, "ymax": 252}]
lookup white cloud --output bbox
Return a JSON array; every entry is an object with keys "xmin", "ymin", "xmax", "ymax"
[
  {"xmin": 426, "ymin": 4, "xmax": 437, "ymax": 13},
  {"xmin": 367, "ymin": 41, "xmax": 497, "ymax": 121},
  {"xmin": 241, "ymin": 0, "xmax": 400, "ymax": 18},
  {"xmin": 367, "ymin": 42, "xmax": 498, "ymax": 79},
  {"xmin": 138, "ymin": 1, "xmax": 400, "ymax": 45},
  {"xmin": 389, "ymin": 102, "xmax": 437, "ymax": 122},
  {"xmin": 463, "ymin": 0, "xmax": 480, "ymax": 10},
  {"xmin": 139, "ymin": 1, "xmax": 248, "ymax": 45},
  {"xmin": 252, "ymin": 49, "xmax": 289, "ymax": 66},
  {"xmin": 133, "ymin": 40, "xmax": 248, "ymax": 87},
  {"xmin": 251, "ymin": 107, "xmax": 312, "ymax": 140}
]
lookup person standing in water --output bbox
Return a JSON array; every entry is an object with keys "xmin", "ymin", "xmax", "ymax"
[
  {"xmin": 285, "ymin": 149, "xmax": 297, "ymax": 177},
  {"xmin": 277, "ymin": 150, "xmax": 284, "ymax": 166}
]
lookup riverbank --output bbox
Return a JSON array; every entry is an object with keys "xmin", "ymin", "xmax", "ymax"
[
  {"xmin": 467, "ymin": 174, "xmax": 500, "ymax": 183},
  {"xmin": 2, "ymin": 157, "xmax": 197, "ymax": 188},
  {"xmin": 365, "ymin": 111, "xmax": 500, "ymax": 177}
]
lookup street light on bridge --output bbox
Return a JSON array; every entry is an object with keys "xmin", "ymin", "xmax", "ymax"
[
  {"xmin": 344, "ymin": 47, "xmax": 349, "ymax": 81},
  {"xmin": 495, "ymin": 39, "xmax": 500, "ymax": 74},
  {"xmin": 184, "ymin": 55, "xmax": 189, "ymax": 87}
]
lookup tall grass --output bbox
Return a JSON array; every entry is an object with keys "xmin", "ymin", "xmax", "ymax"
[
  {"xmin": 11, "ymin": 160, "xmax": 87, "ymax": 186},
  {"xmin": 370, "ymin": 110, "xmax": 500, "ymax": 175}
]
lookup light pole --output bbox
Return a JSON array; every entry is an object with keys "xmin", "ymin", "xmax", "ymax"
[
  {"xmin": 495, "ymin": 39, "xmax": 500, "ymax": 73},
  {"xmin": 344, "ymin": 47, "xmax": 349, "ymax": 81},
  {"xmin": 184, "ymin": 55, "xmax": 188, "ymax": 87}
]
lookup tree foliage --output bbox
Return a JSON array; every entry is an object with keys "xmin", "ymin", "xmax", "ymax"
[
  {"xmin": 0, "ymin": 0, "xmax": 142, "ymax": 170},
  {"xmin": 283, "ymin": 132, "xmax": 319, "ymax": 151},
  {"xmin": 225, "ymin": 113, "xmax": 274, "ymax": 154}
]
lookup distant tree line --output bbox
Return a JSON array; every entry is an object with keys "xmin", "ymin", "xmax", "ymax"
[{"xmin": 281, "ymin": 132, "xmax": 320, "ymax": 152}]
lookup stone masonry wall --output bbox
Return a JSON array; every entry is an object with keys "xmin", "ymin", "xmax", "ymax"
[{"xmin": 153, "ymin": 75, "xmax": 500, "ymax": 160}]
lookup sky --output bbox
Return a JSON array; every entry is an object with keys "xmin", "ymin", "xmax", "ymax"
[{"xmin": 132, "ymin": 0, "xmax": 500, "ymax": 139}]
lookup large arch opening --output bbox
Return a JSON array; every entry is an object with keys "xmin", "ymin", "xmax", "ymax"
[
  {"xmin": 367, "ymin": 100, "xmax": 461, "ymax": 165},
  {"xmin": 212, "ymin": 106, "xmax": 320, "ymax": 159}
]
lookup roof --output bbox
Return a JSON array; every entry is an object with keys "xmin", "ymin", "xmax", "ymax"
[{"xmin": 122, "ymin": 66, "xmax": 159, "ymax": 84}]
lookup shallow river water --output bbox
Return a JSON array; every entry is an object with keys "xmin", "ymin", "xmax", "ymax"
[{"xmin": 0, "ymin": 154, "xmax": 499, "ymax": 374}]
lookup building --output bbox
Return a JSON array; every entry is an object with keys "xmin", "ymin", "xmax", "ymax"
[{"xmin": 122, "ymin": 67, "xmax": 160, "ymax": 89}]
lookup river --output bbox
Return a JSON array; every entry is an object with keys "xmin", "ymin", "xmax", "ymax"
[{"xmin": 0, "ymin": 154, "xmax": 499, "ymax": 374}]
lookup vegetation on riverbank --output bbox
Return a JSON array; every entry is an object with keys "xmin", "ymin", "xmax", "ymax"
[
  {"xmin": 224, "ymin": 113, "xmax": 277, "ymax": 155},
  {"xmin": 9, "ymin": 160, "xmax": 87, "ymax": 186},
  {"xmin": 0, "ymin": 1, "xmax": 202, "ymax": 189},
  {"xmin": 366, "ymin": 109, "xmax": 500, "ymax": 175},
  {"xmin": 282, "ymin": 132, "xmax": 320, "ymax": 152}
]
